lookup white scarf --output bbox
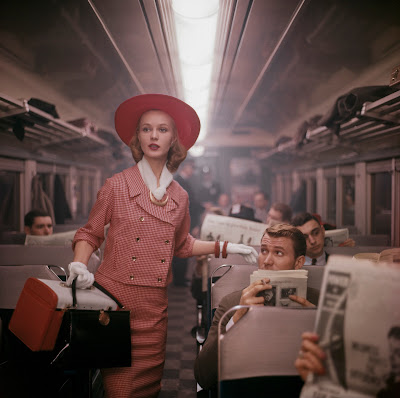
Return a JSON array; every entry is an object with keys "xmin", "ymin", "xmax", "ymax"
[{"xmin": 137, "ymin": 157, "xmax": 173, "ymax": 200}]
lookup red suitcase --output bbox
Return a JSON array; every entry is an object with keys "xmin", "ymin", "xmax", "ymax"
[
  {"xmin": 9, "ymin": 277, "xmax": 118, "ymax": 351},
  {"xmin": 9, "ymin": 278, "xmax": 64, "ymax": 351}
]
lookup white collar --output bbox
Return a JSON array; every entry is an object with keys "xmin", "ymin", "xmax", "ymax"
[
  {"xmin": 305, "ymin": 251, "xmax": 327, "ymax": 266},
  {"xmin": 137, "ymin": 157, "xmax": 173, "ymax": 200}
]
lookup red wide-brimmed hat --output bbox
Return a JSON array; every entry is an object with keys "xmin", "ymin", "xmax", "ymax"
[{"xmin": 114, "ymin": 94, "xmax": 201, "ymax": 150}]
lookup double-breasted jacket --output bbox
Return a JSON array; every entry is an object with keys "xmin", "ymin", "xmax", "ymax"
[{"xmin": 73, "ymin": 165, "xmax": 195, "ymax": 287}]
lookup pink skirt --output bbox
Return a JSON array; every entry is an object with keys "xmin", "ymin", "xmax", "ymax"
[{"xmin": 95, "ymin": 273, "xmax": 168, "ymax": 398}]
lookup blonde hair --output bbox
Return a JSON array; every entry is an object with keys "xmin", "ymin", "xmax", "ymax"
[{"xmin": 129, "ymin": 111, "xmax": 188, "ymax": 173}]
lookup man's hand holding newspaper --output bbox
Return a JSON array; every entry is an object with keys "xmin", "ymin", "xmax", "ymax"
[{"xmin": 298, "ymin": 255, "xmax": 400, "ymax": 398}]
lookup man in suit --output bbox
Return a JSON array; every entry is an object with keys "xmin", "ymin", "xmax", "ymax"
[
  {"xmin": 266, "ymin": 202, "xmax": 293, "ymax": 226},
  {"xmin": 253, "ymin": 191, "xmax": 270, "ymax": 224},
  {"xmin": 173, "ymin": 159, "xmax": 204, "ymax": 286},
  {"xmin": 194, "ymin": 223, "xmax": 318, "ymax": 392},
  {"xmin": 292, "ymin": 212, "xmax": 354, "ymax": 266},
  {"xmin": 292, "ymin": 213, "xmax": 328, "ymax": 265},
  {"xmin": 24, "ymin": 209, "xmax": 53, "ymax": 236}
]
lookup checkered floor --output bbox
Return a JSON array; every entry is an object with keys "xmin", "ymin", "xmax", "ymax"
[{"xmin": 159, "ymin": 284, "xmax": 198, "ymax": 398}]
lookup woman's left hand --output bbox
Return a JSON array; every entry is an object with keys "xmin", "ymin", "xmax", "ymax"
[{"xmin": 226, "ymin": 243, "xmax": 258, "ymax": 264}]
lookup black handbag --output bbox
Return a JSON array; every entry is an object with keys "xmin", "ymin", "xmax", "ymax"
[{"xmin": 51, "ymin": 280, "xmax": 131, "ymax": 369}]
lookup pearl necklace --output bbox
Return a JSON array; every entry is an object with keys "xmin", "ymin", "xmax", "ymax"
[{"xmin": 150, "ymin": 191, "xmax": 168, "ymax": 207}]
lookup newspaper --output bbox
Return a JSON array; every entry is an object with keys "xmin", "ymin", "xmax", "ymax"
[
  {"xmin": 249, "ymin": 269, "xmax": 308, "ymax": 308},
  {"xmin": 300, "ymin": 255, "xmax": 400, "ymax": 398},
  {"xmin": 200, "ymin": 213, "xmax": 267, "ymax": 246},
  {"xmin": 352, "ymin": 248, "xmax": 400, "ymax": 264},
  {"xmin": 25, "ymin": 229, "xmax": 77, "ymax": 246},
  {"xmin": 324, "ymin": 228, "xmax": 349, "ymax": 247}
]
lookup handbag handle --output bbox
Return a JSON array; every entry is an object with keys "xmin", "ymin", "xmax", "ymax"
[{"xmin": 71, "ymin": 279, "xmax": 125, "ymax": 309}]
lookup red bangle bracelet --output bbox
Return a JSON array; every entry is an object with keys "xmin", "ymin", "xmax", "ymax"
[
  {"xmin": 214, "ymin": 240, "xmax": 220, "ymax": 258},
  {"xmin": 222, "ymin": 241, "xmax": 229, "ymax": 258}
]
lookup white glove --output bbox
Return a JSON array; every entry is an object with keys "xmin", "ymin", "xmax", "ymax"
[
  {"xmin": 66, "ymin": 261, "xmax": 95, "ymax": 289},
  {"xmin": 221, "ymin": 242, "xmax": 258, "ymax": 264}
]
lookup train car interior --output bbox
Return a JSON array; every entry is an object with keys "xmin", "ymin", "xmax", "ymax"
[{"xmin": 0, "ymin": 1, "xmax": 399, "ymax": 397}]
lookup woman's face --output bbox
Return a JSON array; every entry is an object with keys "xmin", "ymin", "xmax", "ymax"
[{"xmin": 137, "ymin": 110, "xmax": 176, "ymax": 162}]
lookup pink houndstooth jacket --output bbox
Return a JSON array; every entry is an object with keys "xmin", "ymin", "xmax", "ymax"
[{"xmin": 73, "ymin": 165, "xmax": 195, "ymax": 287}]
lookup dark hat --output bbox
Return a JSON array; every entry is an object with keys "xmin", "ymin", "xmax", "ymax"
[{"xmin": 114, "ymin": 94, "xmax": 201, "ymax": 150}]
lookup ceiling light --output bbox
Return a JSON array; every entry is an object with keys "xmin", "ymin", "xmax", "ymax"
[{"xmin": 172, "ymin": 0, "xmax": 219, "ymax": 144}]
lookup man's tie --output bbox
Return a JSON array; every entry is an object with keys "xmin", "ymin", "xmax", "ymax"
[{"xmin": 311, "ymin": 258, "xmax": 317, "ymax": 265}]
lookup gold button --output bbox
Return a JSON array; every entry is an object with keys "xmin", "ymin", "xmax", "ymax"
[
  {"xmin": 158, "ymin": 277, "xmax": 162, "ymax": 282},
  {"xmin": 132, "ymin": 256, "xmax": 136, "ymax": 261},
  {"xmin": 136, "ymin": 237, "xmax": 140, "ymax": 242},
  {"xmin": 140, "ymin": 216, "xmax": 144, "ymax": 222},
  {"xmin": 161, "ymin": 258, "xmax": 166, "ymax": 263},
  {"xmin": 165, "ymin": 240, "xmax": 170, "ymax": 244},
  {"xmin": 130, "ymin": 275, "xmax": 134, "ymax": 280}
]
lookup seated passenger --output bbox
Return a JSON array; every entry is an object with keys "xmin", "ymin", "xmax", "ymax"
[
  {"xmin": 292, "ymin": 212, "xmax": 355, "ymax": 266},
  {"xmin": 24, "ymin": 209, "xmax": 53, "ymax": 236},
  {"xmin": 295, "ymin": 325, "xmax": 400, "ymax": 398},
  {"xmin": 253, "ymin": 191, "xmax": 270, "ymax": 223},
  {"xmin": 24, "ymin": 208, "xmax": 101, "ymax": 273},
  {"xmin": 266, "ymin": 202, "xmax": 293, "ymax": 226},
  {"xmin": 295, "ymin": 260, "xmax": 400, "ymax": 395},
  {"xmin": 194, "ymin": 223, "xmax": 319, "ymax": 392}
]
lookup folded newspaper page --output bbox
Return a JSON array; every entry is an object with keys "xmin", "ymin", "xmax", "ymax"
[
  {"xmin": 300, "ymin": 255, "xmax": 400, "ymax": 398},
  {"xmin": 324, "ymin": 228, "xmax": 349, "ymax": 247},
  {"xmin": 200, "ymin": 213, "xmax": 267, "ymax": 246},
  {"xmin": 352, "ymin": 248, "xmax": 400, "ymax": 265},
  {"xmin": 249, "ymin": 269, "xmax": 308, "ymax": 308},
  {"xmin": 25, "ymin": 230, "xmax": 77, "ymax": 246}
]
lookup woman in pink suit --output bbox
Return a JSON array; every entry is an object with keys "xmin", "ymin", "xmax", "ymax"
[{"xmin": 66, "ymin": 94, "xmax": 258, "ymax": 398}]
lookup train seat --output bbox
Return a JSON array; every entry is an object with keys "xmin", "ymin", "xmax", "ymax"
[
  {"xmin": 0, "ymin": 245, "xmax": 73, "ymax": 309},
  {"xmin": 211, "ymin": 264, "xmax": 258, "ymax": 316},
  {"xmin": 326, "ymin": 245, "xmax": 392, "ymax": 257},
  {"xmin": 218, "ymin": 306, "xmax": 316, "ymax": 397},
  {"xmin": 207, "ymin": 245, "xmax": 260, "ymax": 278},
  {"xmin": 349, "ymin": 234, "xmax": 390, "ymax": 246}
]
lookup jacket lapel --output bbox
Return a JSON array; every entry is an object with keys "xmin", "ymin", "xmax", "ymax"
[{"xmin": 123, "ymin": 166, "xmax": 179, "ymax": 225}]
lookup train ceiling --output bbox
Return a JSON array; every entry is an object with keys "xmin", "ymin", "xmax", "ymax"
[{"xmin": 1, "ymin": 0, "xmax": 400, "ymax": 153}]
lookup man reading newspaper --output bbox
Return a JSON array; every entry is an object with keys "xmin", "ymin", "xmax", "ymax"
[
  {"xmin": 194, "ymin": 223, "xmax": 319, "ymax": 392},
  {"xmin": 292, "ymin": 213, "xmax": 355, "ymax": 265},
  {"xmin": 295, "ymin": 256, "xmax": 400, "ymax": 398}
]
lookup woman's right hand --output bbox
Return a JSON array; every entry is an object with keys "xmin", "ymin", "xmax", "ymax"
[
  {"xmin": 295, "ymin": 332, "xmax": 326, "ymax": 381},
  {"xmin": 66, "ymin": 261, "xmax": 94, "ymax": 289}
]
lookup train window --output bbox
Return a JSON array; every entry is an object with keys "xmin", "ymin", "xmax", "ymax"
[
  {"xmin": 310, "ymin": 179, "xmax": 317, "ymax": 214},
  {"xmin": 0, "ymin": 171, "xmax": 20, "ymax": 231},
  {"xmin": 342, "ymin": 176, "xmax": 355, "ymax": 226},
  {"xmin": 371, "ymin": 172, "xmax": 391, "ymax": 235},
  {"xmin": 326, "ymin": 178, "xmax": 336, "ymax": 225},
  {"xmin": 87, "ymin": 175, "xmax": 95, "ymax": 215},
  {"xmin": 37, "ymin": 173, "xmax": 52, "ymax": 200},
  {"xmin": 75, "ymin": 175, "xmax": 84, "ymax": 219}
]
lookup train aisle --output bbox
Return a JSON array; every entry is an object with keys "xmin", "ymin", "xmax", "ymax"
[{"xmin": 159, "ymin": 283, "xmax": 198, "ymax": 398}]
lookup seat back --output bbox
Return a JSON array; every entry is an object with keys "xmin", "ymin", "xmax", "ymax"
[
  {"xmin": 303, "ymin": 265, "xmax": 326, "ymax": 291},
  {"xmin": 349, "ymin": 234, "xmax": 390, "ymax": 246},
  {"xmin": 325, "ymin": 245, "xmax": 391, "ymax": 257},
  {"xmin": 218, "ymin": 306, "xmax": 316, "ymax": 397},
  {"xmin": 219, "ymin": 306, "xmax": 316, "ymax": 380},
  {"xmin": 0, "ymin": 245, "xmax": 73, "ymax": 309},
  {"xmin": 0, "ymin": 244, "xmax": 74, "ymax": 267},
  {"xmin": 207, "ymin": 244, "xmax": 260, "ymax": 277},
  {"xmin": 211, "ymin": 264, "xmax": 257, "ymax": 312}
]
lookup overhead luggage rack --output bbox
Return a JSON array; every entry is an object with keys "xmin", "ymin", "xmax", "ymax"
[
  {"xmin": 0, "ymin": 92, "xmax": 111, "ymax": 151},
  {"xmin": 261, "ymin": 89, "xmax": 400, "ymax": 162},
  {"xmin": 306, "ymin": 89, "xmax": 400, "ymax": 144}
]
